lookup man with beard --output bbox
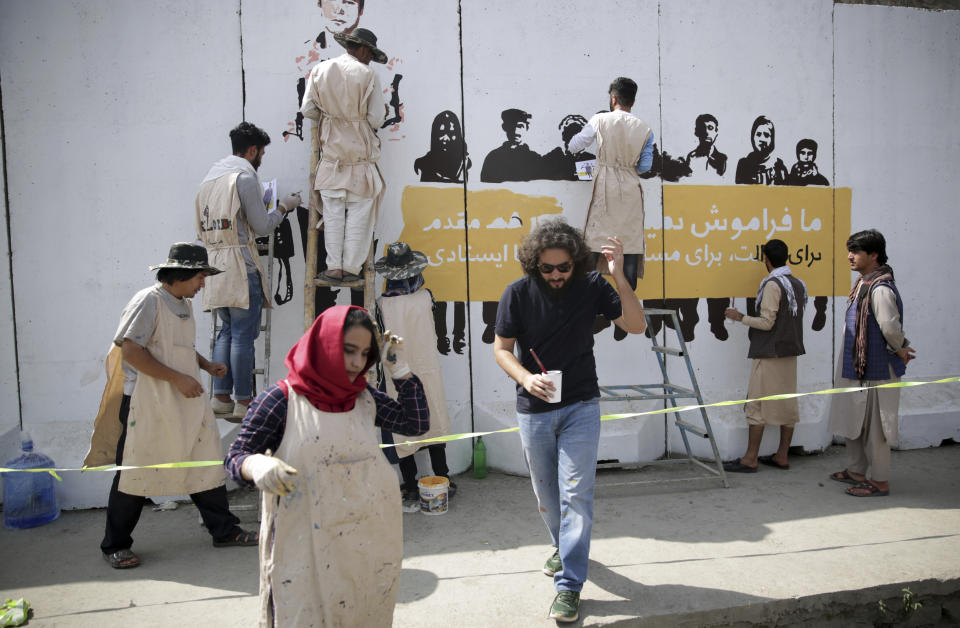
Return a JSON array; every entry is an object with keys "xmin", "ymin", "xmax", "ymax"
[
  {"xmin": 481, "ymin": 108, "xmax": 543, "ymax": 182},
  {"xmin": 414, "ymin": 110, "xmax": 471, "ymax": 183},
  {"xmin": 735, "ymin": 115, "xmax": 787, "ymax": 185},
  {"xmin": 196, "ymin": 122, "xmax": 301, "ymax": 420},
  {"xmin": 493, "ymin": 219, "xmax": 646, "ymax": 622}
]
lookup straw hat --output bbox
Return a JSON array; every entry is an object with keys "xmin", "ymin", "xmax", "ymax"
[
  {"xmin": 374, "ymin": 242, "xmax": 428, "ymax": 280},
  {"xmin": 149, "ymin": 242, "xmax": 223, "ymax": 275},
  {"xmin": 334, "ymin": 28, "xmax": 387, "ymax": 64}
]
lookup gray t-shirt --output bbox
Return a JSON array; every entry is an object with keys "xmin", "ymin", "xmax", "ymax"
[
  {"xmin": 113, "ymin": 284, "xmax": 193, "ymax": 395},
  {"xmin": 236, "ymin": 171, "xmax": 283, "ymax": 273}
]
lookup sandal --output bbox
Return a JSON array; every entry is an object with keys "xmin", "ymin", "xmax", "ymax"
[
  {"xmin": 103, "ymin": 548, "xmax": 141, "ymax": 569},
  {"xmin": 723, "ymin": 458, "xmax": 758, "ymax": 473},
  {"xmin": 830, "ymin": 469, "xmax": 863, "ymax": 485},
  {"xmin": 758, "ymin": 455, "xmax": 789, "ymax": 470},
  {"xmin": 213, "ymin": 528, "xmax": 259, "ymax": 547},
  {"xmin": 845, "ymin": 481, "xmax": 890, "ymax": 497}
]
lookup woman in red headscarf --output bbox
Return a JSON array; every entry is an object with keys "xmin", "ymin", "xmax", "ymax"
[{"xmin": 226, "ymin": 305, "xmax": 429, "ymax": 627}]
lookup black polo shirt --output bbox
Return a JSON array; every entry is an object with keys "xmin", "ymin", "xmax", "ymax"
[{"xmin": 495, "ymin": 271, "xmax": 622, "ymax": 414}]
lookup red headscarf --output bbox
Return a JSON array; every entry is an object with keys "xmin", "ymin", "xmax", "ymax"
[{"xmin": 281, "ymin": 305, "xmax": 377, "ymax": 412}]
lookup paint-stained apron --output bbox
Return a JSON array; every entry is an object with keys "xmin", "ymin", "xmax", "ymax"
[
  {"xmin": 259, "ymin": 385, "xmax": 401, "ymax": 628},
  {"xmin": 196, "ymin": 172, "xmax": 271, "ymax": 310},
  {"xmin": 83, "ymin": 344, "xmax": 125, "ymax": 467},
  {"xmin": 116, "ymin": 292, "xmax": 225, "ymax": 496},
  {"xmin": 582, "ymin": 112, "xmax": 651, "ymax": 255},
  {"xmin": 378, "ymin": 291, "xmax": 449, "ymax": 458}
]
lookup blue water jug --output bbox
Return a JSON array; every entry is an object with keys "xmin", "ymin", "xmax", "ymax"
[{"xmin": 3, "ymin": 432, "xmax": 60, "ymax": 529}]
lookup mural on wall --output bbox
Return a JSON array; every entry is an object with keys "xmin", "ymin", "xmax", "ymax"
[
  {"xmin": 542, "ymin": 114, "xmax": 596, "ymax": 181},
  {"xmin": 413, "ymin": 110, "xmax": 471, "ymax": 184},
  {"xmin": 685, "ymin": 114, "xmax": 727, "ymax": 178}
]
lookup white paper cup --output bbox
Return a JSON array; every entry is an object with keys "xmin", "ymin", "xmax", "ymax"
[{"xmin": 545, "ymin": 370, "xmax": 562, "ymax": 403}]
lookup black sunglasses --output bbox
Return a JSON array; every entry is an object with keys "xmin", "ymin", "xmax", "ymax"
[{"xmin": 538, "ymin": 262, "xmax": 573, "ymax": 274}]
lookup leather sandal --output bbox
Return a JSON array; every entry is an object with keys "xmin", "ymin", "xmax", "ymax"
[
  {"xmin": 103, "ymin": 548, "xmax": 141, "ymax": 569},
  {"xmin": 213, "ymin": 528, "xmax": 259, "ymax": 547}
]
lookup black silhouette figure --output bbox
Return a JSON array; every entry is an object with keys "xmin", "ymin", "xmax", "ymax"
[
  {"xmin": 541, "ymin": 114, "xmax": 595, "ymax": 181},
  {"xmin": 381, "ymin": 74, "xmax": 404, "ymax": 129},
  {"xmin": 643, "ymin": 299, "xmax": 701, "ymax": 342},
  {"xmin": 414, "ymin": 110, "xmax": 471, "ymax": 183},
  {"xmin": 283, "ymin": 78, "xmax": 308, "ymax": 141},
  {"xmin": 685, "ymin": 113, "xmax": 727, "ymax": 177},
  {"xmin": 640, "ymin": 143, "xmax": 692, "ymax": 182},
  {"xmin": 785, "ymin": 138, "xmax": 829, "ymax": 186},
  {"xmin": 735, "ymin": 115, "xmax": 787, "ymax": 185},
  {"xmin": 433, "ymin": 301, "xmax": 466, "ymax": 355},
  {"xmin": 480, "ymin": 109, "xmax": 543, "ymax": 182}
]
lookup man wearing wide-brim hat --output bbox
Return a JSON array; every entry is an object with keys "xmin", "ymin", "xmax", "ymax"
[
  {"xmin": 301, "ymin": 27, "xmax": 389, "ymax": 286},
  {"xmin": 84, "ymin": 242, "xmax": 258, "ymax": 570}
]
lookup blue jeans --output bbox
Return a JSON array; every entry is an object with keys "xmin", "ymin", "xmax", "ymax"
[
  {"xmin": 212, "ymin": 272, "xmax": 263, "ymax": 400},
  {"xmin": 517, "ymin": 399, "xmax": 601, "ymax": 592}
]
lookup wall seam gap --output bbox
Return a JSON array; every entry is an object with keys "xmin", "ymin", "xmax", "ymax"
[
  {"xmin": 239, "ymin": 0, "xmax": 247, "ymax": 120},
  {"xmin": 457, "ymin": 0, "xmax": 476, "ymax": 435},
  {"xmin": 831, "ymin": 2, "xmax": 837, "ymax": 388},
  {"xmin": 657, "ymin": 1, "xmax": 670, "ymax": 455},
  {"xmin": 0, "ymin": 71, "xmax": 25, "ymax": 431}
]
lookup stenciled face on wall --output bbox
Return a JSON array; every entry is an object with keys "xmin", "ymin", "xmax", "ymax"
[
  {"xmin": 437, "ymin": 118, "xmax": 459, "ymax": 150},
  {"xmin": 319, "ymin": 0, "xmax": 363, "ymax": 34},
  {"xmin": 798, "ymin": 146, "xmax": 815, "ymax": 163},
  {"xmin": 752, "ymin": 123, "xmax": 774, "ymax": 156},
  {"xmin": 507, "ymin": 121, "xmax": 529, "ymax": 145},
  {"xmin": 698, "ymin": 119, "xmax": 718, "ymax": 145}
]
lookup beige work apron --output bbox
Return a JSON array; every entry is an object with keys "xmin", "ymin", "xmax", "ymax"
[
  {"xmin": 83, "ymin": 344, "xmax": 125, "ymax": 467},
  {"xmin": 583, "ymin": 112, "xmax": 651, "ymax": 254},
  {"xmin": 378, "ymin": 291, "xmax": 450, "ymax": 458},
  {"xmin": 259, "ymin": 384, "xmax": 401, "ymax": 628},
  {"xmin": 196, "ymin": 172, "xmax": 270, "ymax": 311},
  {"xmin": 117, "ymin": 291, "xmax": 225, "ymax": 496}
]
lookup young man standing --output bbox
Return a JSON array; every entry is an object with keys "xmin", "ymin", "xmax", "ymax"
[
  {"xmin": 493, "ymin": 219, "xmax": 646, "ymax": 622},
  {"xmin": 723, "ymin": 239, "xmax": 807, "ymax": 472},
  {"xmin": 86, "ymin": 243, "xmax": 258, "ymax": 569},
  {"xmin": 196, "ymin": 122, "xmax": 300, "ymax": 420},
  {"xmin": 829, "ymin": 229, "xmax": 915, "ymax": 497}
]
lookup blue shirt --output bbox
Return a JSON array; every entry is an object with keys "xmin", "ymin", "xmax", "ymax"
[{"xmin": 495, "ymin": 271, "xmax": 622, "ymax": 414}]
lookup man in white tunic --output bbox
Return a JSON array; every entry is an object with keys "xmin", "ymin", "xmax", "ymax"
[
  {"xmin": 829, "ymin": 230, "xmax": 915, "ymax": 497},
  {"xmin": 723, "ymin": 239, "xmax": 806, "ymax": 472},
  {"xmin": 300, "ymin": 27, "xmax": 387, "ymax": 284}
]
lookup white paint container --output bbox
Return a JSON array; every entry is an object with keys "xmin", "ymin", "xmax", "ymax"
[{"xmin": 418, "ymin": 475, "xmax": 449, "ymax": 515}]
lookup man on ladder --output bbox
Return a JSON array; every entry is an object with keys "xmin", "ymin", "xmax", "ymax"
[
  {"xmin": 196, "ymin": 121, "xmax": 300, "ymax": 420},
  {"xmin": 300, "ymin": 27, "xmax": 388, "ymax": 287}
]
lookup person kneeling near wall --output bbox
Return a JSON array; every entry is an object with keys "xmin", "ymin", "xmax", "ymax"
[{"xmin": 723, "ymin": 239, "xmax": 807, "ymax": 472}]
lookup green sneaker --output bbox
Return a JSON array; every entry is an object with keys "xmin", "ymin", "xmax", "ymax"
[
  {"xmin": 542, "ymin": 548, "xmax": 561, "ymax": 576},
  {"xmin": 549, "ymin": 591, "xmax": 580, "ymax": 622}
]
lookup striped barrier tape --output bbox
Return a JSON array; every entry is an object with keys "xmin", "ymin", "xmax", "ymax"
[{"xmin": 2, "ymin": 376, "xmax": 957, "ymax": 479}]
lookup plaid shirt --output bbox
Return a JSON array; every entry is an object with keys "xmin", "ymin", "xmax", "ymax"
[{"xmin": 225, "ymin": 375, "xmax": 429, "ymax": 486}]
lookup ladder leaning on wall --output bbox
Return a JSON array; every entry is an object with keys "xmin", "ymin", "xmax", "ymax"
[{"xmin": 596, "ymin": 308, "xmax": 729, "ymax": 488}]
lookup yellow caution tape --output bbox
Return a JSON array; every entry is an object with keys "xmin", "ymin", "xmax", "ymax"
[{"xmin": 2, "ymin": 376, "xmax": 957, "ymax": 478}]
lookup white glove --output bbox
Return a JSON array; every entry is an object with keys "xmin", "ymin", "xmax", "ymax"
[
  {"xmin": 279, "ymin": 191, "xmax": 302, "ymax": 214},
  {"xmin": 380, "ymin": 330, "xmax": 411, "ymax": 380},
  {"xmin": 243, "ymin": 453, "xmax": 298, "ymax": 495}
]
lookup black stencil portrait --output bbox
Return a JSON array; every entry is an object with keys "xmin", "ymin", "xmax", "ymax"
[
  {"xmin": 785, "ymin": 138, "xmax": 829, "ymax": 186},
  {"xmin": 685, "ymin": 113, "xmax": 727, "ymax": 177},
  {"xmin": 414, "ymin": 110, "xmax": 471, "ymax": 184},
  {"xmin": 735, "ymin": 115, "xmax": 788, "ymax": 185},
  {"xmin": 381, "ymin": 74, "xmax": 404, "ymax": 129},
  {"xmin": 480, "ymin": 109, "xmax": 543, "ymax": 183}
]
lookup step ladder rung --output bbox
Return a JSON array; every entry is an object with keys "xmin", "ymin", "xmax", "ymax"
[
  {"xmin": 674, "ymin": 419, "xmax": 708, "ymax": 438},
  {"xmin": 313, "ymin": 276, "xmax": 365, "ymax": 289},
  {"xmin": 651, "ymin": 346, "xmax": 684, "ymax": 356}
]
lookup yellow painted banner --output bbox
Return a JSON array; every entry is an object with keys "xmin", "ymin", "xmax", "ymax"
[{"xmin": 395, "ymin": 185, "xmax": 851, "ymax": 302}]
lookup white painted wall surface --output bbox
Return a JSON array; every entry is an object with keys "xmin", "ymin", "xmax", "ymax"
[{"xmin": 0, "ymin": 1, "xmax": 956, "ymax": 508}]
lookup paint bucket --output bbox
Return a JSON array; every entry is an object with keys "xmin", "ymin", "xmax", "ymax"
[{"xmin": 418, "ymin": 475, "xmax": 449, "ymax": 515}]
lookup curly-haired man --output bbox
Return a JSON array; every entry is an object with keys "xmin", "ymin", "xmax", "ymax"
[{"xmin": 493, "ymin": 218, "xmax": 646, "ymax": 622}]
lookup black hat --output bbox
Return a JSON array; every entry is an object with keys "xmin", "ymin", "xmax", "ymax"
[
  {"xmin": 374, "ymin": 242, "xmax": 428, "ymax": 280},
  {"xmin": 334, "ymin": 28, "xmax": 388, "ymax": 64},
  {"xmin": 149, "ymin": 242, "xmax": 223, "ymax": 275}
]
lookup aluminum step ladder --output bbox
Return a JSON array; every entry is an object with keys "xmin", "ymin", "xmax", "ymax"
[{"xmin": 596, "ymin": 308, "xmax": 728, "ymax": 488}]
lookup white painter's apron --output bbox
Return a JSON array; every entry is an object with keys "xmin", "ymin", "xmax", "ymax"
[
  {"xmin": 583, "ymin": 112, "xmax": 651, "ymax": 255},
  {"xmin": 378, "ymin": 291, "xmax": 450, "ymax": 458},
  {"xmin": 196, "ymin": 172, "xmax": 271, "ymax": 310},
  {"xmin": 258, "ymin": 384, "xmax": 401, "ymax": 627},
  {"xmin": 118, "ymin": 290, "xmax": 225, "ymax": 496}
]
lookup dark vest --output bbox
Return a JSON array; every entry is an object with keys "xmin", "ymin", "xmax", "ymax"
[
  {"xmin": 842, "ymin": 280, "xmax": 906, "ymax": 380},
  {"xmin": 747, "ymin": 276, "xmax": 806, "ymax": 359}
]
